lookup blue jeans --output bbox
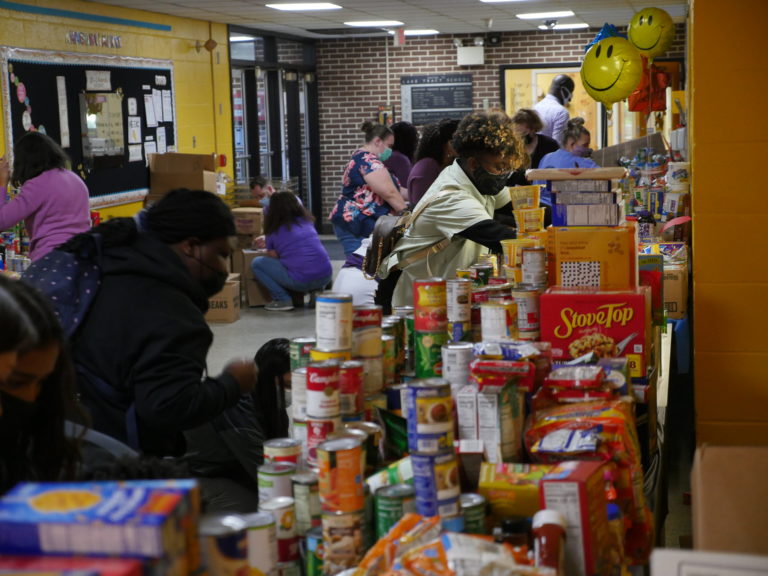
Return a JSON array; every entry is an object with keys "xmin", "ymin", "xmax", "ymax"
[
  {"xmin": 333, "ymin": 223, "xmax": 364, "ymax": 256},
  {"xmin": 251, "ymin": 257, "xmax": 332, "ymax": 302}
]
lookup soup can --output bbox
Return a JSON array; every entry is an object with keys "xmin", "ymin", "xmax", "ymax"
[
  {"xmin": 411, "ymin": 450, "xmax": 460, "ymax": 518},
  {"xmin": 375, "ymin": 484, "xmax": 416, "ymax": 539},
  {"xmin": 309, "ymin": 347, "xmax": 352, "ymax": 363},
  {"xmin": 382, "ymin": 314, "xmax": 406, "ymax": 370},
  {"xmin": 198, "ymin": 513, "xmax": 248, "ymax": 576},
  {"xmin": 306, "ymin": 361, "xmax": 340, "ymax": 419},
  {"xmin": 291, "ymin": 419, "xmax": 307, "ymax": 466},
  {"xmin": 392, "ymin": 305, "xmax": 414, "ymax": 318},
  {"xmin": 413, "ymin": 278, "xmax": 447, "ymax": 332},
  {"xmin": 460, "ymin": 493, "xmax": 487, "ymax": 535},
  {"xmin": 480, "ymin": 300, "xmax": 518, "ymax": 341},
  {"xmin": 289, "ymin": 337, "xmax": 316, "ymax": 371},
  {"xmin": 345, "ymin": 420, "xmax": 383, "ymax": 474},
  {"xmin": 381, "ymin": 334, "xmax": 397, "ymax": 387},
  {"xmin": 315, "ymin": 292, "xmax": 353, "ymax": 351},
  {"xmin": 363, "ymin": 393, "xmax": 387, "ymax": 423},
  {"xmin": 260, "ymin": 496, "xmax": 299, "ymax": 564},
  {"xmin": 304, "ymin": 526, "xmax": 324, "ymax": 576},
  {"xmin": 264, "ymin": 438, "xmax": 302, "ymax": 465},
  {"xmin": 441, "ymin": 342, "xmax": 474, "ymax": 392},
  {"xmin": 455, "ymin": 268, "xmax": 472, "ymax": 279},
  {"xmin": 447, "ymin": 320, "xmax": 472, "ymax": 343},
  {"xmin": 446, "ymin": 278, "xmax": 472, "ymax": 323},
  {"xmin": 291, "ymin": 368, "xmax": 308, "ymax": 421},
  {"xmin": 352, "ymin": 305, "xmax": 383, "ymax": 357},
  {"xmin": 306, "ymin": 416, "xmax": 342, "ymax": 468},
  {"xmin": 338, "ymin": 360, "xmax": 364, "ymax": 416},
  {"xmin": 317, "ymin": 437, "xmax": 365, "ymax": 514},
  {"xmin": 321, "ymin": 511, "xmax": 365, "ymax": 576},
  {"xmin": 414, "ymin": 331, "xmax": 449, "ymax": 378},
  {"xmin": 385, "ymin": 383, "xmax": 408, "ymax": 417},
  {"xmin": 359, "ymin": 355, "xmax": 383, "ymax": 396},
  {"xmin": 292, "ymin": 472, "xmax": 321, "ymax": 536},
  {"xmin": 258, "ymin": 461, "xmax": 297, "ymax": 504},
  {"xmin": 469, "ymin": 263, "xmax": 494, "ymax": 287},
  {"xmin": 243, "ymin": 511, "xmax": 278, "ymax": 576},
  {"xmin": 520, "ymin": 246, "xmax": 547, "ymax": 286},
  {"xmin": 405, "ymin": 379, "xmax": 454, "ymax": 453}
]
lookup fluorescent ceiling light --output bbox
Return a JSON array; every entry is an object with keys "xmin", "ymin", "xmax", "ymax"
[
  {"xmin": 389, "ymin": 29, "xmax": 440, "ymax": 36},
  {"xmin": 229, "ymin": 34, "xmax": 256, "ymax": 42},
  {"xmin": 538, "ymin": 23, "xmax": 589, "ymax": 30},
  {"xmin": 479, "ymin": 0, "xmax": 528, "ymax": 3},
  {"xmin": 344, "ymin": 20, "xmax": 404, "ymax": 27},
  {"xmin": 266, "ymin": 3, "xmax": 341, "ymax": 11},
  {"xmin": 517, "ymin": 10, "xmax": 575, "ymax": 19}
]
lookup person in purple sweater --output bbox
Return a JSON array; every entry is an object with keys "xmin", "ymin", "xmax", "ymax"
[
  {"xmin": 252, "ymin": 192, "xmax": 333, "ymax": 311},
  {"xmin": 407, "ymin": 118, "xmax": 459, "ymax": 206},
  {"xmin": 0, "ymin": 132, "xmax": 91, "ymax": 260}
]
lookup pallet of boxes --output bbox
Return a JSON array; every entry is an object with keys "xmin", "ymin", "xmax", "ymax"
[{"xmin": 230, "ymin": 200, "xmax": 272, "ymax": 308}]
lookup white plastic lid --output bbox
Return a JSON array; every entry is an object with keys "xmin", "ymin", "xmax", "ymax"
[{"xmin": 533, "ymin": 509, "xmax": 567, "ymax": 530}]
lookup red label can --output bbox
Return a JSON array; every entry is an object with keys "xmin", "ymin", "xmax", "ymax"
[
  {"xmin": 413, "ymin": 278, "xmax": 447, "ymax": 332},
  {"xmin": 306, "ymin": 416, "xmax": 342, "ymax": 468},
  {"xmin": 305, "ymin": 361, "xmax": 340, "ymax": 419},
  {"xmin": 339, "ymin": 361, "xmax": 364, "ymax": 416}
]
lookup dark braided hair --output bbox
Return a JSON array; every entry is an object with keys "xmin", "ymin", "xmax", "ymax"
[
  {"xmin": 254, "ymin": 338, "xmax": 290, "ymax": 440},
  {"xmin": 144, "ymin": 189, "xmax": 235, "ymax": 243},
  {"xmin": 415, "ymin": 118, "xmax": 460, "ymax": 164}
]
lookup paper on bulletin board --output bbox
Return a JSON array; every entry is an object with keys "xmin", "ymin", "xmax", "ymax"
[
  {"xmin": 161, "ymin": 90, "xmax": 173, "ymax": 122},
  {"xmin": 144, "ymin": 140, "xmax": 157, "ymax": 165},
  {"xmin": 144, "ymin": 94, "xmax": 157, "ymax": 127},
  {"xmin": 128, "ymin": 144, "xmax": 143, "ymax": 163},
  {"xmin": 152, "ymin": 89, "xmax": 163, "ymax": 123},
  {"xmin": 155, "ymin": 75, "xmax": 167, "ymax": 87},
  {"xmin": 56, "ymin": 76, "xmax": 70, "ymax": 149},
  {"xmin": 127, "ymin": 116, "xmax": 142, "ymax": 144},
  {"xmin": 127, "ymin": 97, "xmax": 137, "ymax": 116},
  {"xmin": 86, "ymin": 70, "xmax": 111, "ymax": 91},
  {"xmin": 156, "ymin": 126, "xmax": 167, "ymax": 154}
]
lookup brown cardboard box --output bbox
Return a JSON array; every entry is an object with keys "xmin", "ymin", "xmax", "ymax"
[
  {"xmin": 692, "ymin": 445, "xmax": 768, "ymax": 555},
  {"xmin": 241, "ymin": 249, "xmax": 271, "ymax": 307},
  {"xmin": 205, "ymin": 273, "xmax": 241, "ymax": 323},
  {"xmin": 147, "ymin": 153, "xmax": 217, "ymax": 203},
  {"xmin": 231, "ymin": 208, "xmax": 263, "ymax": 236},
  {"xmin": 663, "ymin": 265, "xmax": 688, "ymax": 319}
]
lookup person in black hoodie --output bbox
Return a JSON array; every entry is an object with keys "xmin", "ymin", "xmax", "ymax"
[{"xmin": 69, "ymin": 189, "xmax": 257, "ymax": 457}]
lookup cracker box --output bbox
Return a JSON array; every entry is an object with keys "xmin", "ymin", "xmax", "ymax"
[
  {"xmin": 0, "ymin": 482, "xmax": 185, "ymax": 562},
  {"xmin": 540, "ymin": 286, "xmax": 651, "ymax": 383},
  {"xmin": 546, "ymin": 223, "xmax": 638, "ymax": 290},
  {"xmin": 477, "ymin": 462, "xmax": 554, "ymax": 521}
]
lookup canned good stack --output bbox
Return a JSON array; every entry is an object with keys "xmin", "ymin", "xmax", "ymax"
[
  {"xmin": 412, "ymin": 278, "xmax": 449, "ymax": 378},
  {"xmin": 260, "ymin": 496, "xmax": 301, "ymax": 572},
  {"xmin": 392, "ymin": 305, "xmax": 415, "ymax": 374},
  {"xmin": 446, "ymin": 278, "xmax": 472, "ymax": 342},
  {"xmin": 351, "ymin": 304, "xmax": 384, "ymax": 404},
  {"xmin": 305, "ymin": 361, "xmax": 342, "ymax": 468}
]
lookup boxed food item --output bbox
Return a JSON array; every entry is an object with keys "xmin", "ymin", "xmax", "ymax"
[
  {"xmin": 231, "ymin": 207, "xmax": 263, "ymax": 236},
  {"xmin": 692, "ymin": 445, "xmax": 768, "ymax": 555},
  {"xmin": 147, "ymin": 153, "xmax": 217, "ymax": 203},
  {"xmin": 540, "ymin": 286, "xmax": 651, "ymax": 383},
  {"xmin": 477, "ymin": 383, "xmax": 525, "ymax": 463},
  {"xmin": 639, "ymin": 254, "xmax": 665, "ymax": 326},
  {"xmin": 205, "ymin": 273, "xmax": 240, "ymax": 323},
  {"xmin": 546, "ymin": 223, "xmax": 638, "ymax": 290},
  {"xmin": 663, "ymin": 264, "xmax": 688, "ymax": 319},
  {"xmin": 0, "ymin": 556, "xmax": 142, "ymax": 576},
  {"xmin": 551, "ymin": 204, "xmax": 621, "ymax": 227},
  {"xmin": 540, "ymin": 460, "xmax": 611, "ymax": 576},
  {"xmin": 477, "ymin": 462, "xmax": 554, "ymax": 521}
]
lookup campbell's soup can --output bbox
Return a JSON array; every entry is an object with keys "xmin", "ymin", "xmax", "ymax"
[
  {"xmin": 441, "ymin": 342, "xmax": 474, "ymax": 391},
  {"xmin": 511, "ymin": 285, "xmax": 542, "ymax": 337},
  {"xmin": 264, "ymin": 438, "xmax": 302, "ymax": 465},
  {"xmin": 305, "ymin": 361, "xmax": 340, "ymax": 419},
  {"xmin": 352, "ymin": 305, "xmax": 383, "ymax": 357},
  {"xmin": 520, "ymin": 246, "xmax": 547, "ymax": 286},
  {"xmin": 480, "ymin": 300, "xmax": 518, "ymax": 341},
  {"xmin": 258, "ymin": 462, "xmax": 297, "ymax": 504},
  {"xmin": 260, "ymin": 497, "xmax": 299, "ymax": 564},
  {"xmin": 198, "ymin": 513, "xmax": 248, "ymax": 576},
  {"xmin": 359, "ymin": 355, "xmax": 383, "ymax": 396},
  {"xmin": 291, "ymin": 368, "xmax": 308, "ymax": 421},
  {"xmin": 317, "ymin": 437, "xmax": 365, "ymax": 514},
  {"xmin": 446, "ymin": 278, "xmax": 472, "ymax": 323},
  {"xmin": 306, "ymin": 416, "xmax": 342, "ymax": 468},
  {"xmin": 309, "ymin": 347, "xmax": 351, "ymax": 363},
  {"xmin": 413, "ymin": 278, "xmax": 447, "ymax": 332},
  {"xmin": 292, "ymin": 472, "xmax": 321, "ymax": 536},
  {"xmin": 321, "ymin": 511, "xmax": 365, "ymax": 576},
  {"xmin": 375, "ymin": 484, "xmax": 416, "ymax": 539},
  {"xmin": 289, "ymin": 337, "xmax": 316, "ymax": 371},
  {"xmin": 243, "ymin": 511, "xmax": 278, "ymax": 576},
  {"xmin": 411, "ymin": 450, "xmax": 460, "ymax": 518},
  {"xmin": 413, "ymin": 331, "xmax": 448, "ymax": 378},
  {"xmin": 315, "ymin": 292, "xmax": 353, "ymax": 351},
  {"xmin": 406, "ymin": 379, "xmax": 454, "ymax": 453},
  {"xmin": 338, "ymin": 361, "xmax": 364, "ymax": 416}
]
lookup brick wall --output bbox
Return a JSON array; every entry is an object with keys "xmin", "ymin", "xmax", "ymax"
[{"xmin": 316, "ymin": 25, "xmax": 686, "ymax": 229}]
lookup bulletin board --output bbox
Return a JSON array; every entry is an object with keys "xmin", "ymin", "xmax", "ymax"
[{"xmin": 1, "ymin": 47, "xmax": 176, "ymax": 208}]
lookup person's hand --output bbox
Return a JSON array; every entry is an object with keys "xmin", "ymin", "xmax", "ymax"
[
  {"xmin": 223, "ymin": 359, "xmax": 259, "ymax": 395},
  {"xmin": 265, "ymin": 184, "xmax": 276, "ymax": 197},
  {"xmin": 252, "ymin": 235, "xmax": 266, "ymax": 249},
  {"xmin": 265, "ymin": 249, "xmax": 278, "ymax": 259},
  {"xmin": 0, "ymin": 156, "xmax": 10, "ymax": 189}
]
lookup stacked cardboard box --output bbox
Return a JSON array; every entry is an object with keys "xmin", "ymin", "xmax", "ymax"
[{"xmin": 147, "ymin": 153, "xmax": 217, "ymax": 205}]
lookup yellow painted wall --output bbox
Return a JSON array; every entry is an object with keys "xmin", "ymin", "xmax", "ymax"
[
  {"xmin": 690, "ymin": 0, "xmax": 768, "ymax": 444},
  {"xmin": 0, "ymin": 0, "xmax": 233, "ymax": 219}
]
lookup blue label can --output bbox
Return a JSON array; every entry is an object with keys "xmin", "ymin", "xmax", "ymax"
[
  {"xmin": 406, "ymin": 379, "xmax": 454, "ymax": 453},
  {"xmin": 411, "ymin": 450, "xmax": 460, "ymax": 518}
]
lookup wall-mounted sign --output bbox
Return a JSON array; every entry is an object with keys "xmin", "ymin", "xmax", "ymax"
[
  {"xmin": 400, "ymin": 74, "xmax": 473, "ymax": 125},
  {"xmin": 66, "ymin": 31, "xmax": 122, "ymax": 49}
]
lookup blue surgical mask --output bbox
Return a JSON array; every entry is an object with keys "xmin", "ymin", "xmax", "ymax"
[
  {"xmin": 260, "ymin": 195, "xmax": 270, "ymax": 209},
  {"xmin": 379, "ymin": 148, "xmax": 393, "ymax": 162},
  {"xmin": 572, "ymin": 145, "xmax": 593, "ymax": 158}
]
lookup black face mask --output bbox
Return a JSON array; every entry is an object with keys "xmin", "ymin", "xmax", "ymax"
[
  {"xmin": 191, "ymin": 248, "xmax": 228, "ymax": 297},
  {"xmin": 0, "ymin": 390, "xmax": 38, "ymax": 431},
  {"xmin": 469, "ymin": 164, "xmax": 511, "ymax": 196}
]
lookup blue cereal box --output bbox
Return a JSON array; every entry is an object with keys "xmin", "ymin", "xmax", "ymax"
[{"xmin": 0, "ymin": 481, "xmax": 184, "ymax": 560}]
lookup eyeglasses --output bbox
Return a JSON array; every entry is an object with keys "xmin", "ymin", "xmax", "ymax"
[{"xmin": 480, "ymin": 160, "xmax": 513, "ymax": 177}]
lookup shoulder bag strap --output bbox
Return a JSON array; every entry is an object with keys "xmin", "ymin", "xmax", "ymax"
[{"xmin": 394, "ymin": 186, "xmax": 458, "ymax": 270}]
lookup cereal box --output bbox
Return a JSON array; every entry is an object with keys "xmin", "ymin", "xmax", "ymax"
[
  {"xmin": 540, "ymin": 286, "xmax": 651, "ymax": 382},
  {"xmin": 546, "ymin": 223, "xmax": 638, "ymax": 290},
  {"xmin": 0, "ymin": 482, "xmax": 185, "ymax": 563}
]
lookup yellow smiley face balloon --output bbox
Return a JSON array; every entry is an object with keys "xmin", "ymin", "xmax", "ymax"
[
  {"xmin": 580, "ymin": 36, "xmax": 643, "ymax": 106},
  {"xmin": 628, "ymin": 7, "xmax": 674, "ymax": 59}
]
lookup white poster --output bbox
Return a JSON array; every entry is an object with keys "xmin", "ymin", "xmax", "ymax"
[
  {"xmin": 156, "ymin": 126, "xmax": 167, "ymax": 154},
  {"xmin": 144, "ymin": 94, "xmax": 157, "ymax": 127},
  {"xmin": 128, "ymin": 144, "xmax": 143, "ymax": 162},
  {"xmin": 152, "ymin": 89, "xmax": 163, "ymax": 123},
  {"xmin": 127, "ymin": 97, "xmax": 138, "ymax": 116},
  {"xmin": 161, "ymin": 90, "xmax": 173, "ymax": 122},
  {"xmin": 56, "ymin": 76, "xmax": 70, "ymax": 149},
  {"xmin": 144, "ymin": 140, "xmax": 157, "ymax": 165},
  {"xmin": 127, "ymin": 116, "xmax": 142, "ymax": 144},
  {"xmin": 86, "ymin": 70, "xmax": 111, "ymax": 91}
]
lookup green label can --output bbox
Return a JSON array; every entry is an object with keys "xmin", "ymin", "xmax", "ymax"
[
  {"xmin": 290, "ymin": 336, "xmax": 316, "ymax": 371},
  {"xmin": 460, "ymin": 492, "xmax": 487, "ymax": 535},
  {"xmin": 304, "ymin": 525, "xmax": 323, "ymax": 576},
  {"xmin": 414, "ymin": 331, "xmax": 449, "ymax": 378},
  {"xmin": 375, "ymin": 484, "xmax": 416, "ymax": 539}
]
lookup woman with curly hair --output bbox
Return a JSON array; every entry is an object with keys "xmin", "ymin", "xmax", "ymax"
[
  {"xmin": 376, "ymin": 110, "xmax": 525, "ymax": 310},
  {"xmin": 407, "ymin": 118, "xmax": 460, "ymax": 206}
]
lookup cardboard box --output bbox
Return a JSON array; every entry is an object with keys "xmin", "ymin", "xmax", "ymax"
[
  {"xmin": 477, "ymin": 462, "xmax": 554, "ymax": 521},
  {"xmin": 540, "ymin": 461, "xmax": 610, "ymax": 576},
  {"xmin": 546, "ymin": 223, "xmax": 638, "ymax": 290},
  {"xmin": 540, "ymin": 286, "xmax": 652, "ymax": 382},
  {"xmin": 205, "ymin": 274, "xmax": 241, "ymax": 323},
  {"xmin": 231, "ymin": 207, "xmax": 263, "ymax": 236},
  {"xmin": 651, "ymin": 549, "xmax": 768, "ymax": 576},
  {"xmin": 639, "ymin": 254, "xmax": 665, "ymax": 326},
  {"xmin": 692, "ymin": 445, "xmax": 768, "ymax": 555},
  {"xmin": 147, "ymin": 153, "xmax": 217, "ymax": 203},
  {"xmin": 663, "ymin": 265, "xmax": 688, "ymax": 319},
  {"xmin": 241, "ymin": 249, "xmax": 272, "ymax": 307}
]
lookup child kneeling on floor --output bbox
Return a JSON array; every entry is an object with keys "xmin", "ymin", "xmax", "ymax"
[{"xmin": 252, "ymin": 191, "xmax": 332, "ymax": 311}]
